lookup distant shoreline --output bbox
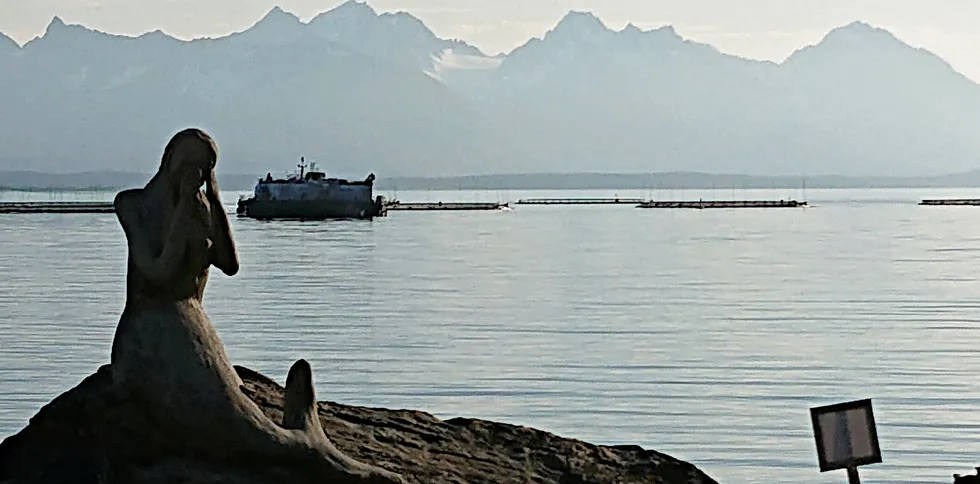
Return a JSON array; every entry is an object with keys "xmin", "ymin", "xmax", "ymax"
[{"xmin": 2, "ymin": 170, "xmax": 980, "ymax": 193}]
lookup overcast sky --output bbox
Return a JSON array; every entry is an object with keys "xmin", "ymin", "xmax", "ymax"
[{"xmin": 2, "ymin": 0, "xmax": 978, "ymax": 81}]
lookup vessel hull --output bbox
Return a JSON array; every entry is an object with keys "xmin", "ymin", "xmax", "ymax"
[{"xmin": 237, "ymin": 199, "xmax": 384, "ymax": 220}]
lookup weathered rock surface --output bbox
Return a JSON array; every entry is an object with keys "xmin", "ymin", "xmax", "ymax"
[
  {"xmin": 0, "ymin": 364, "xmax": 717, "ymax": 484},
  {"xmin": 954, "ymin": 467, "xmax": 980, "ymax": 484}
]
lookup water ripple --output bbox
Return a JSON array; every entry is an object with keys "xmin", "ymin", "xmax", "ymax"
[{"xmin": 0, "ymin": 189, "xmax": 977, "ymax": 483}]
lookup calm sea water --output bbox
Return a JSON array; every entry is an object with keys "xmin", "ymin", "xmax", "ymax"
[{"xmin": 0, "ymin": 187, "xmax": 977, "ymax": 483}]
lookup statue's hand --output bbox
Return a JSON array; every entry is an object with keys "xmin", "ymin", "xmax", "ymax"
[
  {"xmin": 172, "ymin": 187, "xmax": 213, "ymax": 255},
  {"xmin": 205, "ymin": 169, "xmax": 220, "ymax": 201},
  {"xmin": 203, "ymin": 167, "xmax": 239, "ymax": 277},
  {"xmin": 178, "ymin": 185, "xmax": 211, "ymax": 222}
]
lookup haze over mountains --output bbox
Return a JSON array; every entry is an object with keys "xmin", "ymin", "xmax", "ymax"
[{"xmin": 1, "ymin": 0, "xmax": 978, "ymax": 181}]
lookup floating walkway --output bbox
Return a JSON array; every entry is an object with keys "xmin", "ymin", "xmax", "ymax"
[
  {"xmin": 515, "ymin": 198, "xmax": 645, "ymax": 205},
  {"xmin": 0, "ymin": 201, "xmax": 114, "ymax": 214},
  {"xmin": 919, "ymin": 199, "xmax": 980, "ymax": 206},
  {"xmin": 385, "ymin": 201, "xmax": 509, "ymax": 211},
  {"xmin": 636, "ymin": 199, "xmax": 807, "ymax": 209}
]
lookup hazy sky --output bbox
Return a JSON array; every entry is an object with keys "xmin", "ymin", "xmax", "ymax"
[{"xmin": 2, "ymin": 0, "xmax": 978, "ymax": 81}]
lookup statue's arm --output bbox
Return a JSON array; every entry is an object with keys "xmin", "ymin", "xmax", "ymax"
[
  {"xmin": 114, "ymin": 189, "xmax": 188, "ymax": 284},
  {"xmin": 205, "ymin": 171, "xmax": 240, "ymax": 276}
]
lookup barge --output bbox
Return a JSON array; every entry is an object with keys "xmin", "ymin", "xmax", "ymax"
[{"xmin": 236, "ymin": 158, "xmax": 386, "ymax": 220}]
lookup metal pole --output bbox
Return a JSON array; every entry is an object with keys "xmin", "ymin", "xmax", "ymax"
[{"xmin": 847, "ymin": 466, "xmax": 861, "ymax": 484}]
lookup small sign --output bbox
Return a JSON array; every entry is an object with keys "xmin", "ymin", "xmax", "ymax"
[{"xmin": 810, "ymin": 398, "xmax": 883, "ymax": 473}]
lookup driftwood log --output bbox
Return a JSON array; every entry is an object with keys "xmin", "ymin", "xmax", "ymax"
[{"xmin": 0, "ymin": 129, "xmax": 717, "ymax": 484}]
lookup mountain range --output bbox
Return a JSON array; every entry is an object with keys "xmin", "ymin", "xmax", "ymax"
[{"xmin": 1, "ymin": 1, "xmax": 978, "ymax": 179}]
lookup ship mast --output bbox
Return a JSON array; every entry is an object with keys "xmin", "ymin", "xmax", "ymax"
[{"xmin": 298, "ymin": 157, "xmax": 307, "ymax": 179}]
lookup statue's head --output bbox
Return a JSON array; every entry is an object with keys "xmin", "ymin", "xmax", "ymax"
[{"xmin": 159, "ymin": 128, "xmax": 218, "ymax": 194}]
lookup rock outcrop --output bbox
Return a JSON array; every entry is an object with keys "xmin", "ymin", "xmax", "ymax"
[
  {"xmin": 0, "ymin": 363, "xmax": 718, "ymax": 484},
  {"xmin": 954, "ymin": 467, "xmax": 980, "ymax": 484}
]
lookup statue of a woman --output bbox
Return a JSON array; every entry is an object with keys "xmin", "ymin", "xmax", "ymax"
[{"xmin": 110, "ymin": 128, "xmax": 404, "ymax": 483}]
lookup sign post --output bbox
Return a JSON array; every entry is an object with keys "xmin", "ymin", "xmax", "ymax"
[{"xmin": 810, "ymin": 398, "xmax": 883, "ymax": 483}]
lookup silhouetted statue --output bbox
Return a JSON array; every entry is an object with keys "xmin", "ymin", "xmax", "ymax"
[{"xmin": 110, "ymin": 128, "xmax": 404, "ymax": 483}]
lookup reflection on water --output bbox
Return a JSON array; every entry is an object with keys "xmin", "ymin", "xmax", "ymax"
[{"xmin": 0, "ymin": 188, "xmax": 978, "ymax": 484}]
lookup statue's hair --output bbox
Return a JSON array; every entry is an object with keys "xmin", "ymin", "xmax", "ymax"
[{"xmin": 160, "ymin": 128, "xmax": 218, "ymax": 173}]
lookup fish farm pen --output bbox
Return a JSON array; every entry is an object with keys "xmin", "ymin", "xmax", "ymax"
[
  {"xmin": 12, "ymin": 191, "xmax": 980, "ymax": 214},
  {"xmin": 635, "ymin": 199, "xmax": 807, "ymax": 209},
  {"xmin": 385, "ymin": 201, "xmax": 508, "ymax": 211},
  {"xmin": 919, "ymin": 199, "xmax": 980, "ymax": 206},
  {"xmin": 0, "ymin": 198, "xmax": 815, "ymax": 214},
  {"xmin": 0, "ymin": 202, "xmax": 115, "ymax": 214},
  {"xmin": 0, "ymin": 200, "xmax": 511, "ymax": 214},
  {"xmin": 2, "ymin": 199, "xmax": 810, "ymax": 214},
  {"xmin": 515, "ymin": 198, "xmax": 645, "ymax": 205}
]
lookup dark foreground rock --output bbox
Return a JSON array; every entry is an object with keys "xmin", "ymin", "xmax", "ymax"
[
  {"xmin": 954, "ymin": 467, "xmax": 980, "ymax": 483},
  {"xmin": 0, "ymin": 364, "xmax": 717, "ymax": 484}
]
